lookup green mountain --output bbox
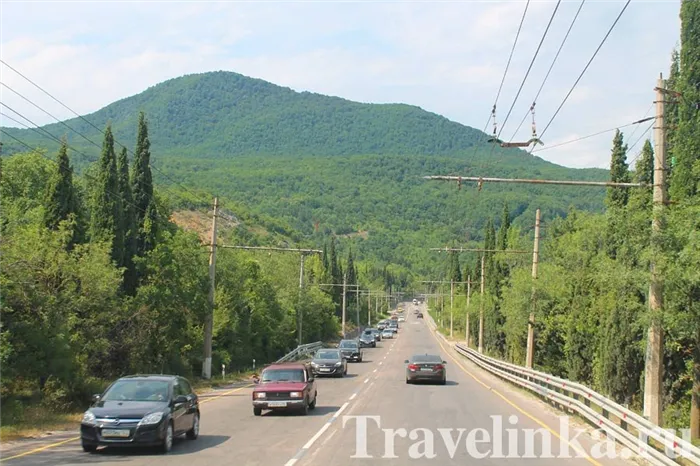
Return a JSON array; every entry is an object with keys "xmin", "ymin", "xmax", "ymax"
[{"xmin": 2, "ymin": 71, "xmax": 611, "ymax": 275}]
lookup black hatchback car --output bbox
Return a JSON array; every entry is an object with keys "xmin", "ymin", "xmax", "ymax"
[
  {"xmin": 80, "ymin": 375, "xmax": 199, "ymax": 453},
  {"xmin": 338, "ymin": 339, "xmax": 363, "ymax": 362}
]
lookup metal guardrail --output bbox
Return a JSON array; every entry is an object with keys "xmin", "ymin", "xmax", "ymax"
[
  {"xmin": 422, "ymin": 313, "xmax": 700, "ymax": 466},
  {"xmin": 275, "ymin": 341, "xmax": 324, "ymax": 363},
  {"xmin": 452, "ymin": 342, "xmax": 700, "ymax": 466}
]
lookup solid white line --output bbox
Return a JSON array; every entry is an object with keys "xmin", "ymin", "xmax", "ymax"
[
  {"xmin": 302, "ymin": 422, "xmax": 331, "ymax": 450},
  {"xmin": 285, "ymin": 459, "xmax": 298, "ymax": 466},
  {"xmin": 349, "ymin": 393, "xmax": 357, "ymax": 400}
]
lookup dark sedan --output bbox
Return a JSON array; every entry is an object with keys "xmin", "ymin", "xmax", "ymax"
[
  {"xmin": 338, "ymin": 339, "xmax": 363, "ymax": 362},
  {"xmin": 359, "ymin": 331, "xmax": 376, "ymax": 348},
  {"xmin": 80, "ymin": 375, "xmax": 199, "ymax": 453},
  {"xmin": 310, "ymin": 348, "xmax": 348, "ymax": 377},
  {"xmin": 405, "ymin": 354, "xmax": 447, "ymax": 385}
]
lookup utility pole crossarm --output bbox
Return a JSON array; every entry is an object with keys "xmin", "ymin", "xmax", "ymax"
[
  {"xmin": 429, "ymin": 247, "xmax": 531, "ymax": 254},
  {"xmin": 219, "ymin": 245, "xmax": 323, "ymax": 254},
  {"xmin": 423, "ymin": 175, "xmax": 645, "ymax": 188}
]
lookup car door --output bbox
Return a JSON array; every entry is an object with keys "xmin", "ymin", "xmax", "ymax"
[
  {"xmin": 179, "ymin": 378, "xmax": 197, "ymax": 429},
  {"xmin": 171, "ymin": 380, "xmax": 188, "ymax": 434}
]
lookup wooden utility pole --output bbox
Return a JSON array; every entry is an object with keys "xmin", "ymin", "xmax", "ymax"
[
  {"xmin": 478, "ymin": 254, "xmax": 485, "ymax": 354},
  {"xmin": 341, "ymin": 273, "xmax": 347, "ymax": 338},
  {"xmin": 450, "ymin": 279, "xmax": 455, "ymax": 339},
  {"xmin": 466, "ymin": 275, "xmax": 471, "ymax": 346},
  {"xmin": 368, "ymin": 292, "xmax": 371, "ymax": 326},
  {"xmin": 298, "ymin": 254, "xmax": 306, "ymax": 346},
  {"xmin": 644, "ymin": 75, "xmax": 667, "ymax": 425},
  {"xmin": 526, "ymin": 209, "xmax": 540, "ymax": 369},
  {"xmin": 202, "ymin": 197, "xmax": 218, "ymax": 379}
]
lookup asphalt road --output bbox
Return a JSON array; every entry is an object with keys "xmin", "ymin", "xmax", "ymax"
[{"xmin": 1, "ymin": 303, "xmax": 635, "ymax": 466}]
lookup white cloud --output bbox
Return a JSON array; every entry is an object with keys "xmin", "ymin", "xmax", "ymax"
[{"xmin": 0, "ymin": 0, "xmax": 682, "ymax": 168}]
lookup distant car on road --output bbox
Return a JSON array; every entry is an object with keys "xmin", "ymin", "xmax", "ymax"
[
  {"xmin": 417, "ymin": 312, "xmax": 423, "ymax": 318},
  {"xmin": 366, "ymin": 328, "xmax": 382, "ymax": 341},
  {"xmin": 252, "ymin": 363, "xmax": 317, "ymax": 416},
  {"xmin": 311, "ymin": 348, "xmax": 347, "ymax": 377},
  {"xmin": 80, "ymin": 375, "xmax": 199, "ymax": 454},
  {"xmin": 381, "ymin": 329, "xmax": 394, "ymax": 339},
  {"xmin": 338, "ymin": 339, "xmax": 364, "ymax": 362},
  {"xmin": 405, "ymin": 354, "xmax": 447, "ymax": 385},
  {"xmin": 398, "ymin": 316, "xmax": 405, "ymax": 322}
]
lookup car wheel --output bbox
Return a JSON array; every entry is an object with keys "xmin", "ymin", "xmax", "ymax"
[
  {"xmin": 161, "ymin": 422, "xmax": 173, "ymax": 454},
  {"xmin": 344, "ymin": 367, "xmax": 347, "ymax": 376},
  {"xmin": 253, "ymin": 407, "xmax": 262, "ymax": 416},
  {"xmin": 81, "ymin": 442, "xmax": 97, "ymax": 453},
  {"xmin": 406, "ymin": 378, "xmax": 412, "ymax": 384},
  {"xmin": 186, "ymin": 412, "xmax": 199, "ymax": 440},
  {"xmin": 440, "ymin": 378, "xmax": 447, "ymax": 386},
  {"xmin": 309, "ymin": 393, "xmax": 317, "ymax": 410},
  {"xmin": 300, "ymin": 398, "xmax": 309, "ymax": 415}
]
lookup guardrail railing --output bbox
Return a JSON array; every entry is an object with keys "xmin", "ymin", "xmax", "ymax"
[
  {"xmin": 452, "ymin": 342, "xmax": 700, "ymax": 466},
  {"xmin": 423, "ymin": 313, "xmax": 699, "ymax": 466},
  {"xmin": 275, "ymin": 341, "xmax": 324, "ymax": 364}
]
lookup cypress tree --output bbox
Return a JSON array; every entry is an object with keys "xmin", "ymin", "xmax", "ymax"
[
  {"xmin": 131, "ymin": 112, "xmax": 156, "ymax": 255},
  {"xmin": 90, "ymin": 124, "xmax": 123, "ymax": 264},
  {"xmin": 606, "ymin": 130, "xmax": 631, "ymax": 209},
  {"xmin": 44, "ymin": 138, "xmax": 79, "ymax": 247},
  {"xmin": 670, "ymin": 0, "xmax": 700, "ymax": 201},
  {"xmin": 117, "ymin": 147, "xmax": 138, "ymax": 294},
  {"xmin": 347, "ymin": 249, "xmax": 356, "ymax": 285},
  {"xmin": 496, "ymin": 203, "xmax": 510, "ymax": 250},
  {"xmin": 449, "ymin": 251, "xmax": 462, "ymax": 283}
]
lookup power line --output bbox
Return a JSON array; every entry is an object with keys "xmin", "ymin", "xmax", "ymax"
[
  {"xmin": 531, "ymin": 115, "xmax": 654, "ymax": 153},
  {"xmin": 493, "ymin": 0, "xmax": 562, "ymax": 149},
  {"xmin": 509, "ymin": 0, "xmax": 586, "ymax": 142},
  {"xmin": 0, "ymin": 82, "xmax": 101, "ymax": 150},
  {"xmin": 470, "ymin": 0, "xmax": 531, "ymax": 159},
  {"xmin": 0, "ymin": 60, "xmax": 213, "ymax": 208},
  {"xmin": 534, "ymin": 0, "xmax": 632, "ymax": 147}
]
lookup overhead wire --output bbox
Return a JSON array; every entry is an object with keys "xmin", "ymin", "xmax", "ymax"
[
  {"xmin": 491, "ymin": 0, "xmax": 563, "ymax": 154},
  {"xmin": 469, "ymin": 0, "xmax": 531, "ymax": 164},
  {"xmin": 509, "ymin": 0, "xmax": 586, "ymax": 142},
  {"xmin": 531, "ymin": 0, "xmax": 632, "ymax": 151},
  {"xmin": 531, "ymin": 115, "xmax": 654, "ymax": 153},
  {"xmin": 0, "ymin": 59, "xmax": 214, "ymax": 208}
]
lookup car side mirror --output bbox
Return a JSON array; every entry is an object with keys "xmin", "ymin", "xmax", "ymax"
[
  {"xmin": 404, "ymin": 359, "xmax": 409, "ymax": 364},
  {"xmin": 174, "ymin": 395, "xmax": 188, "ymax": 404},
  {"xmin": 91, "ymin": 394, "xmax": 101, "ymax": 403}
]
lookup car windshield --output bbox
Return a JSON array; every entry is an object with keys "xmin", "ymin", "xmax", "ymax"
[
  {"xmin": 339, "ymin": 341, "xmax": 357, "ymax": 348},
  {"xmin": 102, "ymin": 380, "xmax": 170, "ymax": 402},
  {"xmin": 363, "ymin": 330, "xmax": 372, "ymax": 335},
  {"xmin": 410, "ymin": 355, "xmax": 442, "ymax": 363},
  {"xmin": 315, "ymin": 350, "xmax": 340, "ymax": 359},
  {"xmin": 261, "ymin": 369, "xmax": 305, "ymax": 382}
]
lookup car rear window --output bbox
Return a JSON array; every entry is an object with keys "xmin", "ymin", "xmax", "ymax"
[{"xmin": 410, "ymin": 355, "xmax": 442, "ymax": 363}]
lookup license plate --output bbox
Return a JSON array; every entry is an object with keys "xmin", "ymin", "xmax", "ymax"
[
  {"xmin": 102, "ymin": 429, "xmax": 130, "ymax": 438},
  {"xmin": 420, "ymin": 368, "xmax": 433, "ymax": 372},
  {"xmin": 268, "ymin": 401, "xmax": 288, "ymax": 407},
  {"xmin": 320, "ymin": 368, "xmax": 330, "ymax": 372}
]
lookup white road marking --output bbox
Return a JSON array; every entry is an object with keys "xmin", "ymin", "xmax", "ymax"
[
  {"xmin": 285, "ymin": 459, "xmax": 298, "ymax": 466},
  {"xmin": 373, "ymin": 368, "xmax": 377, "ymax": 373},
  {"xmin": 349, "ymin": 393, "xmax": 357, "ymax": 400},
  {"xmin": 369, "ymin": 381, "xmax": 375, "ymax": 389},
  {"xmin": 379, "ymin": 361, "xmax": 383, "ymax": 366},
  {"xmin": 302, "ymin": 423, "xmax": 331, "ymax": 450},
  {"xmin": 364, "ymin": 378, "xmax": 369, "ymax": 384},
  {"xmin": 333, "ymin": 401, "xmax": 350, "ymax": 419}
]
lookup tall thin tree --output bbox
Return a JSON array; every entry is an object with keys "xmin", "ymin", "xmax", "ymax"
[{"xmin": 131, "ymin": 112, "xmax": 156, "ymax": 255}]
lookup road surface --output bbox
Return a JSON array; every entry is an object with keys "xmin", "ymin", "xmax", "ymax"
[{"xmin": 1, "ymin": 303, "xmax": 634, "ymax": 465}]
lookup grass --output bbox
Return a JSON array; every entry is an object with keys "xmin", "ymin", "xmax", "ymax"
[{"xmin": 0, "ymin": 405, "xmax": 83, "ymax": 442}]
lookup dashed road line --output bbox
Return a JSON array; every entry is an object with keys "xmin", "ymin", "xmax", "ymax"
[
  {"xmin": 349, "ymin": 393, "xmax": 357, "ymax": 400},
  {"xmin": 363, "ymin": 378, "xmax": 369, "ymax": 384}
]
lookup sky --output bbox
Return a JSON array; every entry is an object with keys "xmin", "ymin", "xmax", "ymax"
[{"xmin": 0, "ymin": 0, "xmax": 681, "ymax": 169}]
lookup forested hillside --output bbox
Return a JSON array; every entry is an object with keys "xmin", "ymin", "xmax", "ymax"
[
  {"xmin": 426, "ymin": 3, "xmax": 700, "ymax": 437},
  {"xmin": 1, "ymin": 70, "xmax": 609, "ymax": 275}
]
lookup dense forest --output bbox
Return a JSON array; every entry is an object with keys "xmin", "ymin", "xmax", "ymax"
[
  {"xmin": 427, "ymin": 2, "xmax": 700, "ymax": 438},
  {"xmin": 0, "ymin": 114, "xmax": 402, "ymax": 429},
  {"xmin": 1, "ymin": 69, "xmax": 610, "ymax": 275}
]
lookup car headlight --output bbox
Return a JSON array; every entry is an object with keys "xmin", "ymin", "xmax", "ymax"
[
  {"xmin": 82, "ymin": 411, "xmax": 96, "ymax": 425},
  {"xmin": 254, "ymin": 392, "xmax": 266, "ymax": 399},
  {"xmin": 311, "ymin": 362, "xmax": 318, "ymax": 366},
  {"xmin": 335, "ymin": 361, "xmax": 342, "ymax": 366},
  {"xmin": 289, "ymin": 392, "xmax": 302, "ymax": 398},
  {"xmin": 138, "ymin": 412, "xmax": 164, "ymax": 426}
]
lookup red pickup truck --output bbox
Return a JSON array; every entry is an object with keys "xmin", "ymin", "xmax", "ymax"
[{"xmin": 252, "ymin": 363, "xmax": 317, "ymax": 416}]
